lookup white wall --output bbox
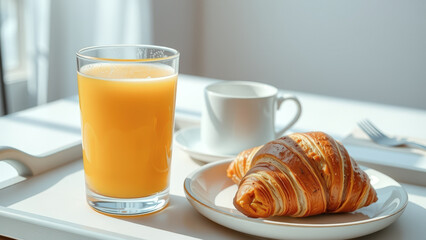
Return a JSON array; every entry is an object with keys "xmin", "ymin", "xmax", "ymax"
[
  {"xmin": 151, "ymin": 0, "xmax": 202, "ymax": 78},
  {"xmin": 47, "ymin": 0, "xmax": 152, "ymax": 102},
  {"xmin": 152, "ymin": 0, "xmax": 426, "ymax": 110}
]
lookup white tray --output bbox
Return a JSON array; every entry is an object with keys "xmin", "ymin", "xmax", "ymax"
[
  {"xmin": 0, "ymin": 148, "xmax": 256, "ymax": 240},
  {"xmin": 0, "ymin": 109, "xmax": 424, "ymax": 240}
]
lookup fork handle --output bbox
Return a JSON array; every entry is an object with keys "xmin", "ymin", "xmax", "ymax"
[{"xmin": 404, "ymin": 141, "xmax": 426, "ymax": 151}]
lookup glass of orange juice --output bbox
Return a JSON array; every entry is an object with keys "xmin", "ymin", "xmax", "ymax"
[{"xmin": 76, "ymin": 45, "xmax": 179, "ymax": 215}]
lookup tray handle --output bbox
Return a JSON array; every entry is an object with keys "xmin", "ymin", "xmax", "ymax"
[{"xmin": 0, "ymin": 141, "xmax": 82, "ymax": 177}]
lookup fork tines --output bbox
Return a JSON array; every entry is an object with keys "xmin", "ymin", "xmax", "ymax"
[{"xmin": 358, "ymin": 119, "xmax": 387, "ymax": 139}]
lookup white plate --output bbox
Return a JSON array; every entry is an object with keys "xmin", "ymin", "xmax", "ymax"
[
  {"xmin": 174, "ymin": 127, "xmax": 235, "ymax": 162},
  {"xmin": 184, "ymin": 159, "xmax": 408, "ymax": 240}
]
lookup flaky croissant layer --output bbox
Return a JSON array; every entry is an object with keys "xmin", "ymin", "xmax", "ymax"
[{"xmin": 227, "ymin": 131, "xmax": 378, "ymax": 218}]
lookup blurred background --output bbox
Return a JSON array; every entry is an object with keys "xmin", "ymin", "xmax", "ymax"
[{"xmin": 1, "ymin": 0, "xmax": 425, "ymax": 115}]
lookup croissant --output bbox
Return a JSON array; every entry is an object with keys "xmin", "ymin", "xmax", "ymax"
[{"xmin": 227, "ymin": 131, "xmax": 378, "ymax": 218}]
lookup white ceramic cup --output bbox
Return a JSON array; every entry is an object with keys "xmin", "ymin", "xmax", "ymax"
[{"xmin": 201, "ymin": 81, "xmax": 302, "ymax": 155}]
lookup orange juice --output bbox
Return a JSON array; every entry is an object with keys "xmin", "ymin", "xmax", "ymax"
[{"xmin": 77, "ymin": 63, "xmax": 177, "ymax": 198}]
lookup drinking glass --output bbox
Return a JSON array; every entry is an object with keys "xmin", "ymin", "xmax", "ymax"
[{"xmin": 76, "ymin": 45, "xmax": 179, "ymax": 215}]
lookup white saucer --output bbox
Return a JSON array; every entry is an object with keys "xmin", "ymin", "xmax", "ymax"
[{"xmin": 174, "ymin": 127, "xmax": 236, "ymax": 162}]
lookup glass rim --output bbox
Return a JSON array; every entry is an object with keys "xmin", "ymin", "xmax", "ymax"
[{"xmin": 76, "ymin": 44, "xmax": 180, "ymax": 63}]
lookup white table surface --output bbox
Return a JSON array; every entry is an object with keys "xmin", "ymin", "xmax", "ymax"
[{"xmin": 0, "ymin": 74, "xmax": 425, "ymax": 239}]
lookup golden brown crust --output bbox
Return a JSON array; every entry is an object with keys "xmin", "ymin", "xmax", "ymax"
[
  {"xmin": 228, "ymin": 131, "xmax": 378, "ymax": 218},
  {"xmin": 227, "ymin": 145, "xmax": 263, "ymax": 184}
]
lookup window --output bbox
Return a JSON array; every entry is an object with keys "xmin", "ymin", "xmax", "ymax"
[{"xmin": 0, "ymin": 0, "xmax": 26, "ymax": 83}]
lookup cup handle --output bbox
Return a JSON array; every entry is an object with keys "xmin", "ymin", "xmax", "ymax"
[{"xmin": 275, "ymin": 95, "xmax": 302, "ymax": 138}]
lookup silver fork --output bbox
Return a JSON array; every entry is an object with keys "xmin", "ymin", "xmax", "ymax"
[{"xmin": 358, "ymin": 119, "xmax": 426, "ymax": 151}]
